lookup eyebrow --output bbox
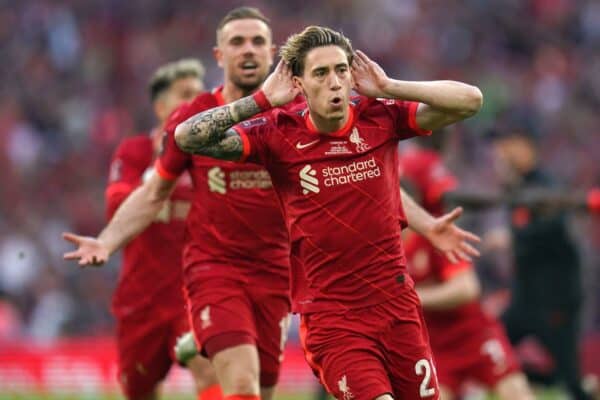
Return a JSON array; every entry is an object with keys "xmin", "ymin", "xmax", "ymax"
[
  {"xmin": 229, "ymin": 34, "xmax": 267, "ymax": 42},
  {"xmin": 311, "ymin": 62, "xmax": 348, "ymax": 72}
]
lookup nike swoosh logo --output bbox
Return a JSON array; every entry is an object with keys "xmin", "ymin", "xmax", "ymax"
[{"xmin": 296, "ymin": 139, "xmax": 319, "ymax": 150}]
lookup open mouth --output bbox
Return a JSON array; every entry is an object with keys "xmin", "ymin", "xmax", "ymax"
[
  {"xmin": 330, "ymin": 97, "xmax": 343, "ymax": 107},
  {"xmin": 240, "ymin": 61, "xmax": 258, "ymax": 72}
]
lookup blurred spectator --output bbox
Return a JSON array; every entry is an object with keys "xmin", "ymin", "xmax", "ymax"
[{"xmin": 489, "ymin": 125, "xmax": 592, "ymax": 399}]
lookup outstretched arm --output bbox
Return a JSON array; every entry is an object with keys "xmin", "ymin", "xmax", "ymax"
[
  {"xmin": 444, "ymin": 187, "xmax": 600, "ymax": 213},
  {"xmin": 417, "ymin": 269, "xmax": 481, "ymax": 310},
  {"xmin": 351, "ymin": 50, "xmax": 483, "ymax": 131},
  {"xmin": 63, "ymin": 173, "xmax": 175, "ymax": 266},
  {"xmin": 401, "ymin": 188, "xmax": 480, "ymax": 263},
  {"xmin": 175, "ymin": 60, "xmax": 300, "ymax": 160}
]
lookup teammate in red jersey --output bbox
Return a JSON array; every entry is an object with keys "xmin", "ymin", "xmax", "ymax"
[
  {"xmin": 63, "ymin": 8, "xmax": 290, "ymax": 400},
  {"xmin": 399, "ymin": 146, "xmax": 534, "ymax": 400},
  {"xmin": 63, "ymin": 17, "xmax": 480, "ymax": 400},
  {"xmin": 69, "ymin": 59, "xmax": 220, "ymax": 400},
  {"xmin": 154, "ymin": 8, "xmax": 294, "ymax": 399},
  {"xmin": 172, "ymin": 26, "xmax": 483, "ymax": 400}
]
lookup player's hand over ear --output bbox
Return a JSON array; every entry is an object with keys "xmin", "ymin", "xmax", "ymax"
[
  {"xmin": 351, "ymin": 50, "xmax": 391, "ymax": 98},
  {"xmin": 261, "ymin": 60, "xmax": 301, "ymax": 107}
]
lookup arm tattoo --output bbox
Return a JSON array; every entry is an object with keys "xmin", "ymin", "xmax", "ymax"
[{"xmin": 176, "ymin": 95, "xmax": 261, "ymax": 159}]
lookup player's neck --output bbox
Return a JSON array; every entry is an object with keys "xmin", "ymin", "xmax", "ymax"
[
  {"xmin": 221, "ymin": 82, "xmax": 257, "ymax": 104},
  {"xmin": 308, "ymin": 109, "xmax": 350, "ymax": 134}
]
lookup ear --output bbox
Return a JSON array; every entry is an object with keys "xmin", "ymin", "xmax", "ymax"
[
  {"xmin": 153, "ymin": 99, "xmax": 167, "ymax": 122},
  {"xmin": 292, "ymin": 75, "xmax": 303, "ymax": 91},
  {"xmin": 266, "ymin": 44, "xmax": 276, "ymax": 69},
  {"xmin": 213, "ymin": 46, "xmax": 223, "ymax": 68}
]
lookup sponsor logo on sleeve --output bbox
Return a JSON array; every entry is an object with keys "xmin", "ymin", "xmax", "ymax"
[
  {"xmin": 109, "ymin": 159, "xmax": 122, "ymax": 182},
  {"xmin": 240, "ymin": 117, "xmax": 268, "ymax": 128}
]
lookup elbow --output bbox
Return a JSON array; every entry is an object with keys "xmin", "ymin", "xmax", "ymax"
[
  {"xmin": 462, "ymin": 274, "xmax": 481, "ymax": 303},
  {"xmin": 174, "ymin": 123, "xmax": 190, "ymax": 151},
  {"xmin": 462, "ymin": 86, "xmax": 484, "ymax": 117},
  {"xmin": 142, "ymin": 175, "xmax": 172, "ymax": 206}
]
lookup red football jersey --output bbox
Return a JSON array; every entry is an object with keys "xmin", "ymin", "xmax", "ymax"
[
  {"xmin": 398, "ymin": 147, "xmax": 457, "ymax": 214},
  {"xmin": 106, "ymin": 135, "xmax": 194, "ymax": 318},
  {"xmin": 155, "ymin": 87, "xmax": 290, "ymax": 288},
  {"xmin": 234, "ymin": 96, "xmax": 431, "ymax": 314},
  {"xmin": 404, "ymin": 233, "xmax": 498, "ymax": 349}
]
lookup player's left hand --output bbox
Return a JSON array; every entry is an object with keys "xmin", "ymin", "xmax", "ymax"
[
  {"xmin": 351, "ymin": 50, "xmax": 390, "ymax": 98},
  {"xmin": 424, "ymin": 207, "xmax": 481, "ymax": 263}
]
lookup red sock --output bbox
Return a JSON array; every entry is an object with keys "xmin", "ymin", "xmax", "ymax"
[
  {"xmin": 222, "ymin": 395, "xmax": 260, "ymax": 400},
  {"xmin": 198, "ymin": 384, "xmax": 223, "ymax": 400}
]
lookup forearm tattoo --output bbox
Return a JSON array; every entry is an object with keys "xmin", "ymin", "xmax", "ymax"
[{"xmin": 176, "ymin": 95, "xmax": 261, "ymax": 159}]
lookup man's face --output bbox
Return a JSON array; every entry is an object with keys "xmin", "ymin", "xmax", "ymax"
[
  {"xmin": 214, "ymin": 19, "xmax": 275, "ymax": 91},
  {"xmin": 294, "ymin": 45, "xmax": 353, "ymax": 123},
  {"xmin": 493, "ymin": 136, "xmax": 535, "ymax": 185},
  {"xmin": 156, "ymin": 76, "xmax": 203, "ymax": 122}
]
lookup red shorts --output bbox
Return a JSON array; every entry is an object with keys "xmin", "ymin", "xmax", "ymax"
[
  {"xmin": 300, "ymin": 294, "xmax": 440, "ymax": 400},
  {"xmin": 433, "ymin": 320, "xmax": 520, "ymax": 393},
  {"xmin": 185, "ymin": 273, "xmax": 290, "ymax": 387},
  {"xmin": 116, "ymin": 310, "xmax": 189, "ymax": 399}
]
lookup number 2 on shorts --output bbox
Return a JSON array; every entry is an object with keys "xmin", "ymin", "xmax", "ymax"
[{"xmin": 415, "ymin": 358, "xmax": 436, "ymax": 398}]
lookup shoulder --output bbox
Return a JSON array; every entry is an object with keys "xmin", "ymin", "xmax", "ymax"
[
  {"xmin": 110, "ymin": 134, "xmax": 153, "ymax": 175},
  {"xmin": 353, "ymin": 95, "xmax": 417, "ymax": 113},
  {"xmin": 165, "ymin": 91, "xmax": 219, "ymax": 132},
  {"xmin": 353, "ymin": 95, "xmax": 387, "ymax": 109},
  {"xmin": 351, "ymin": 95, "xmax": 394, "ymax": 119},
  {"xmin": 399, "ymin": 148, "xmax": 441, "ymax": 173},
  {"xmin": 116, "ymin": 134, "xmax": 152, "ymax": 155},
  {"xmin": 239, "ymin": 105, "xmax": 305, "ymax": 132}
]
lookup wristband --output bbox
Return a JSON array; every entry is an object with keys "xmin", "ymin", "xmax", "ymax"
[
  {"xmin": 588, "ymin": 187, "xmax": 600, "ymax": 214},
  {"xmin": 252, "ymin": 90, "xmax": 273, "ymax": 112}
]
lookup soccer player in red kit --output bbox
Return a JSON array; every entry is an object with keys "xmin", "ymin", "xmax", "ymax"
[
  {"xmin": 65, "ymin": 59, "xmax": 220, "ymax": 400},
  {"xmin": 63, "ymin": 16, "xmax": 480, "ymax": 400},
  {"xmin": 399, "ymin": 146, "xmax": 534, "ymax": 400},
  {"xmin": 64, "ymin": 8, "xmax": 292, "ymax": 400},
  {"xmin": 173, "ymin": 26, "xmax": 484, "ymax": 400}
]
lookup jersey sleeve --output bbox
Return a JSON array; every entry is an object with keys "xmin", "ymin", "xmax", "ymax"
[
  {"xmin": 230, "ymin": 113, "xmax": 277, "ymax": 165},
  {"xmin": 155, "ymin": 103, "xmax": 194, "ymax": 180},
  {"xmin": 422, "ymin": 161, "xmax": 458, "ymax": 206},
  {"xmin": 105, "ymin": 139, "xmax": 151, "ymax": 220},
  {"xmin": 381, "ymin": 99, "xmax": 432, "ymax": 139}
]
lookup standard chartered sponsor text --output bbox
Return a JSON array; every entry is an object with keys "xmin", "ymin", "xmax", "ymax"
[
  {"xmin": 322, "ymin": 157, "xmax": 381, "ymax": 187},
  {"xmin": 229, "ymin": 170, "xmax": 273, "ymax": 189}
]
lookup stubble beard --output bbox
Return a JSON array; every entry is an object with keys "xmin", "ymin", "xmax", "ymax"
[{"xmin": 231, "ymin": 74, "xmax": 265, "ymax": 97}]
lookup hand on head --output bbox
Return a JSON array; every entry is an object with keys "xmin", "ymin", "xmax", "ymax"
[
  {"xmin": 351, "ymin": 50, "xmax": 390, "ymax": 98},
  {"xmin": 261, "ymin": 59, "xmax": 301, "ymax": 107}
]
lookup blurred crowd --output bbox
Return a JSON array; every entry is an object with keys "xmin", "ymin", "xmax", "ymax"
[{"xmin": 0, "ymin": 0, "xmax": 598, "ymax": 342}]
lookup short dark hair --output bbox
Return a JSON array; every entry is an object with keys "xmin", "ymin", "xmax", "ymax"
[
  {"xmin": 216, "ymin": 7, "xmax": 270, "ymax": 40},
  {"xmin": 148, "ymin": 58, "xmax": 205, "ymax": 102},
  {"xmin": 280, "ymin": 26, "xmax": 353, "ymax": 76}
]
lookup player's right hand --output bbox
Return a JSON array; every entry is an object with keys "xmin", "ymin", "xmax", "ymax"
[
  {"xmin": 261, "ymin": 59, "xmax": 300, "ymax": 107},
  {"xmin": 62, "ymin": 232, "xmax": 110, "ymax": 267}
]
